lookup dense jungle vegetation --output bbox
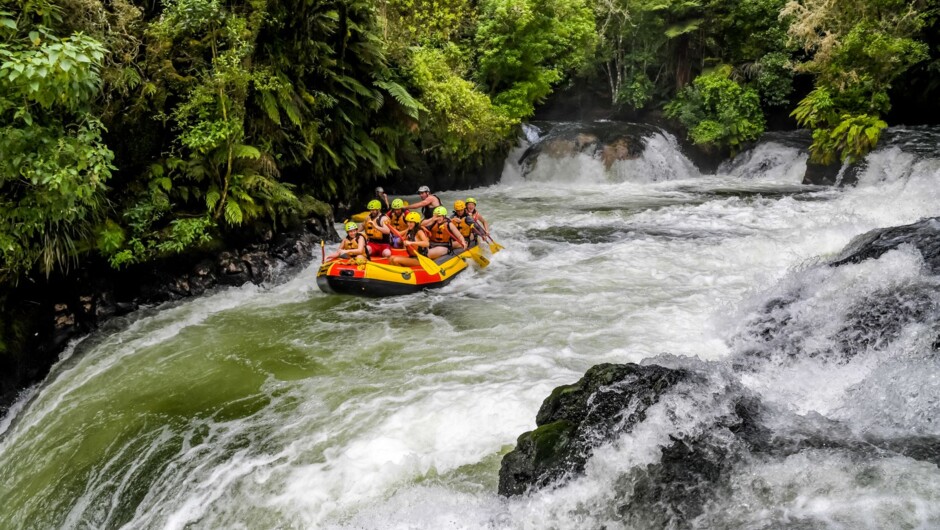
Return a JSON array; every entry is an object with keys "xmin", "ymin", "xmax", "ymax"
[{"xmin": 2, "ymin": 0, "xmax": 940, "ymax": 293}]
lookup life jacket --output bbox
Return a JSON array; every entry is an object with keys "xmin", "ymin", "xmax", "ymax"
[
  {"xmin": 341, "ymin": 233, "xmax": 366, "ymax": 251},
  {"xmin": 451, "ymin": 211, "xmax": 475, "ymax": 238},
  {"xmin": 421, "ymin": 194, "xmax": 441, "ymax": 220},
  {"xmin": 427, "ymin": 219, "xmax": 453, "ymax": 246},
  {"xmin": 387, "ymin": 209, "xmax": 409, "ymax": 233},
  {"xmin": 405, "ymin": 226, "xmax": 430, "ymax": 256},
  {"xmin": 364, "ymin": 214, "xmax": 390, "ymax": 243}
]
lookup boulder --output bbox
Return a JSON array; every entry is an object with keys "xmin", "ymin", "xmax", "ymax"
[
  {"xmin": 498, "ymin": 363, "xmax": 690, "ymax": 496},
  {"xmin": 830, "ymin": 216, "xmax": 940, "ymax": 273}
]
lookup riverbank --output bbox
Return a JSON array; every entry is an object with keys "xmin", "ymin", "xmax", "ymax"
[{"xmin": 0, "ymin": 216, "xmax": 337, "ymax": 414}]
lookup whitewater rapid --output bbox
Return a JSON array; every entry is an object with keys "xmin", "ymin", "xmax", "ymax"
[{"xmin": 2, "ymin": 123, "xmax": 940, "ymax": 529}]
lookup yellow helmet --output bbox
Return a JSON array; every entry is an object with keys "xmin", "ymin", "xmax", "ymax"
[
  {"xmin": 344, "ymin": 221, "xmax": 358, "ymax": 231},
  {"xmin": 367, "ymin": 199, "xmax": 381, "ymax": 210},
  {"xmin": 405, "ymin": 211, "xmax": 421, "ymax": 223},
  {"xmin": 433, "ymin": 206, "xmax": 447, "ymax": 216},
  {"xmin": 454, "ymin": 200, "xmax": 466, "ymax": 210},
  {"xmin": 466, "ymin": 197, "xmax": 477, "ymax": 204}
]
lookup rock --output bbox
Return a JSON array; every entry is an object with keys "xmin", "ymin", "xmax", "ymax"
[
  {"xmin": 802, "ymin": 159, "xmax": 862, "ymax": 186},
  {"xmin": 498, "ymin": 363, "xmax": 690, "ymax": 496},
  {"xmin": 600, "ymin": 137, "xmax": 643, "ymax": 168},
  {"xmin": 830, "ymin": 217, "xmax": 940, "ymax": 273}
]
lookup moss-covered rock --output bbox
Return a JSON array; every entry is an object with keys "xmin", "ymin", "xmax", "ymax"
[{"xmin": 498, "ymin": 363, "xmax": 689, "ymax": 496}]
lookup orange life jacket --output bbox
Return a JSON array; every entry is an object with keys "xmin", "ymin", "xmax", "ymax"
[
  {"xmin": 451, "ymin": 211, "xmax": 474, "ymax": 238},
  {"xmin": 364, "ymin": 214, "xmax": 390, "ymax": 243},
  {"xmin": 341, "ymin": 234, "xmax": 366, "ymax": 251},
  {"xmin": 387, "ymin": 210, "xmax": 409, "ymax": 233},
  {"xmin": 427, "ymin": 220, "xmax": 453, "ymax": 245}
]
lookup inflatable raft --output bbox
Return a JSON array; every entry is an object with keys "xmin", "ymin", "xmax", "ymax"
[{"xmin": 316, "ymin": 246, "xmax": 487, "ymax": 297}]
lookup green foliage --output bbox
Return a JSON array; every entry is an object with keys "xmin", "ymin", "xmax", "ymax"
[
  {"xmin": 406, "ymin": 47, "xmax": 515, "ymax": 161},
  {"xmin": 783, "ymin": 0, "xmax": 928, "ymax": 163},
  {"xmin": 754, "ymin": 51, "xmax": 794, "ymax": 106},
  {"xmin": 665, "ymin": 66, "xmax": 766, "ymax": 151},
  {"xmin": 0, "ymin": 7, "xmax": 114, "ymax": 280},
  {"xmin": 252, "ymin": 0, "xmax": 412, "ymax": 201},
  {"xmin": 595, "ymin": 0, "xmax": 668, "ymax": 109},
  {"xmin": 791, "ymin": 87, "xmax": 887, "ymax": 164},
  {"xmin": 148, "ymin": 0, "xmax": 299, "ymax": 224},
  {"xmin": 381, "ymin": 0, "xmax": 476, "ymax": 52},
  {"xmin": 616, "ymin": 73, "xmax": 656, "ymax": 109},
  {"xmin": 475, "ymin": 0, "xmax": 596, "ymax": 120}
]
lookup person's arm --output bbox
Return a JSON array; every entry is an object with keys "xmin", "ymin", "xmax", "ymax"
[
  {"xmin": 379, "ymin": 192, "xmax": 390, "ymax": 209},
  {"xmin": 405, "ymin": 231, "xmax": 430, "ymax": 248},
  {"xmin": 448, "ymin": 220, "xmax": 467, "ymax": 248},
  {"xmin": 408, "ymin": 196, "xmax": 433, "ymax": 210},
  {"xmin": 352, "ymin": 236, "xmax": 366, "ymax": 256},
  {"xmin": 474, "ymin": 213, "xmax": 489, "ymax": 234},
  {"xmin": 420, "ymin": 216, "xmax": 436, "ymax": 228}
]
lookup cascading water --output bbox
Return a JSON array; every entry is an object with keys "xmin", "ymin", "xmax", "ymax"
[{"xmin": 2, "ymin": 122, "xmax": 940, "ymax": 529}]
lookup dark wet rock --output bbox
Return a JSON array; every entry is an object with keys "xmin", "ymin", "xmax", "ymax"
[
  {"xmin": 499, "ymin": 362, "xmax": 775, "ymax": 526},
  {"xmin": 519, "ymin": 122, "xmax": 655, "ymax": 176},
  {"xmin": 835, "ymin": 288, "xmax": 938, "ymax": 359},
  {"xmin": 831, "ymin": 217, "xmax": 940, "ymax": 273},
  {"xmin": 501, "ymin": 359, "xmax": 940, "ymax": 528},
  {"xmin": 499, "ymin": 363, "xmax": 691, "ymax": 496},
  {"xmin": 802, "ymin": 158, "xmax": 862, "ymax": 186}
]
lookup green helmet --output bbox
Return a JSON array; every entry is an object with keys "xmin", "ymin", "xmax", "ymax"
[
  {"xmin": 433, "ymin": 206, "xmax": 447, "ymax": 216},
  {"xmin": 367, "ymin": 199, "xmax": 382, "ymax": 210},
  {"xmin": 466, "ymin": 197, "xmax": 477, "ymax": 204},
  {"xmin": 391, "ymin": 198, "xmax": 404, "ymax": 209},
  {"xmin": 344, "ymin": 221, "xmax": 358, "ymax": 232}
]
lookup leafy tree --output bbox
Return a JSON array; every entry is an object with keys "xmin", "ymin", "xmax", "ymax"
[
  {"xmin": 595, "ymin": 0, "xmax": 668, "ymax": 109},
  {"xmin": 405, "ymin": 46, "xmax": 514, "ymax": 162},
  {"xmin": 783, "ymin": 0, "xmax": 929, "ymax": 162},
  {"xmin": 665, "ymin": 65, "xmax": 766, "ymax": 151},
  {"xmin": 0, "ymin": 5, "xmax": 114, "ymax": 280},
  {"xmin": 380, "ymin": 0, "xmax": 476, "ymax": 53},
  {"xmin": 475, "ymin": 0, "xmax": 596, "ymax": 120}
]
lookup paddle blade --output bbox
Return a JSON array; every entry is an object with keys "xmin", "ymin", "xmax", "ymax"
[
  {"xmin": 488, "ymin": 240, "xmax": 504, "ymax": 253},
  {"xmin": 416, "ymin": 253, "xmax": 442, "ymax": 276},
  {"xmin": 459, "ymin": 249, "xmax": 489, "ymax": 268}
]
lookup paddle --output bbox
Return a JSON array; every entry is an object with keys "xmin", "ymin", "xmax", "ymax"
[
  {"xmin": 458, "ymin": 247, "xmax": 490, "ymax": 268},
  {"xmin": 471, "ymin": 224, "xmax": 504, "ymax": 254},
  {"xmin": 388, "ymin": 225, "xmax": 442, "ymax": 276}
]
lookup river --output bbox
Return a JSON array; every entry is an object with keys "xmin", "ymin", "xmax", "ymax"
[{"xmin": 2, "ymin": 122, "xmax": 940, "ymax": 528}]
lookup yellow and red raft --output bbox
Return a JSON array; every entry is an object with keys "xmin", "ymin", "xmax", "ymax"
[{"xmin": 316, "ymin": 246, "xmax": 488, "ymax": 297}]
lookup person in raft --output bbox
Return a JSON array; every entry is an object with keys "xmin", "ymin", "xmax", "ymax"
[
  {"xmin": 465, "ymin": 197, "xmax": 489, "ymax": 235},
  {"xmin": 422, "ymin": 205, "xmax": 467, "ymax": 258},
  {"xmin": 389, "ymin": 212, "xmax": 430, "ymax": 267},
  {"xmin": 363, "ymin": 199, "xmax": 392, "ymax": 257},
  {"xmin": 406, "ymin": 185, "xmax": 442, "ymax": 220},
  {"xmin": 374, "ymin": 186, "xmax": 390, "ymax": 210},
  {"xmin": 326, "ymin": 221, "xmax": 368, "ymax": 260},
  {"xmin": 386, "ymin": 198, "xmax": 410, "ymax": 248},
  {"xmin": 450, "ymin": 200, "xmax": 478, "ymax": 247}
]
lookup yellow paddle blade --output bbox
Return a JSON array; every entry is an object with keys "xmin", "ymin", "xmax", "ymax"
[
  {"xmin": 488, "ymin": 240, "xmax": 504, "ymax": 253},
  {"xmin": 416, "ymin": 252, "xmax": 442, "ymax": 276},
  {"xmin": 459, "ymin": 249, "xmax": 489, "ymax": 268}
]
